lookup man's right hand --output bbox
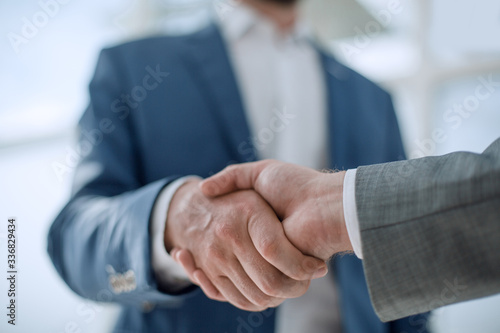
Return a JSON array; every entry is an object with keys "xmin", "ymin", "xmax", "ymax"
[
  {"xmin": 165, "ymin": 178, "xmax": 327, "ymax": 312},
  {"xmin": 199, "ymin": 160, "xmax": 353, "ymax": 260}
]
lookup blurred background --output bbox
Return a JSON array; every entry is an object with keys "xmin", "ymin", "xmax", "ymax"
[{"xmin": 1, "ymin": 0, "xmax": 499, "ymax": 332}]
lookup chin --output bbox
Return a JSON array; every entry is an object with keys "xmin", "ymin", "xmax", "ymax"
[{"xmin": 261, "ymin": 0, "xmax": 298, "ymax": 5}]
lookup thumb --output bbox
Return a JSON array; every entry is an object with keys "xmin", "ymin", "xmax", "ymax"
[{"xmin": 199, "ymin": 161, "xmax": 267, "ymax": 197}]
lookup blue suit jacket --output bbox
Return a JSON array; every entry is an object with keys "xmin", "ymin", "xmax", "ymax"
[{"xmin": 48, "ymin": 24, "xmax": 429, "ymax": 333}]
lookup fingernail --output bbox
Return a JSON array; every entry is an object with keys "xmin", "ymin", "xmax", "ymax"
[
  {"xmin": 313, "ymin": 266, "xmax": 328, "ymax": 279},
  {"xmin": 172, "ymin": 249, "xmax": 179, "ymax": 261}
]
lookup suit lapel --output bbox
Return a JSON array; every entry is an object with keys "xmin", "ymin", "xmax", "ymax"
[
  {"xmin": 319, "ymin": 51, "xmax": 355, "ymax": 170},
  {"xmin": 183, "ymin": 31, "xmax": 355, "ymax": 167},
  {"xmin": 320, "ymin": 51, "xmax": 390, "ymax": 333},
  {"xmin": 184, "ymin": 24, "xmax": 257, "ymax": 163}
]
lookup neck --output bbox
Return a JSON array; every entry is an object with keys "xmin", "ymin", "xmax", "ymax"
[{"xmin": 243, "ymin": 0, "xmax": 298, "ymax": 32}]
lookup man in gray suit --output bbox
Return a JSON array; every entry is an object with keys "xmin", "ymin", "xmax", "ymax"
[{"xmin": 172, "ymin": 137, "xmax": 500, "ymax": 322}]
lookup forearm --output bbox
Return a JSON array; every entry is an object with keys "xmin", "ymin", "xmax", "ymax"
[
  {"xmin": 48, "ymin": 178, "xmax": 198, "ymax": 305},
  {"xmin": 356, "ymin": 138, "xmax": 500, "ymax": 321},
  {"xmin": 356, "ymin": 141, "xmax": 500, "ymax": 231}
]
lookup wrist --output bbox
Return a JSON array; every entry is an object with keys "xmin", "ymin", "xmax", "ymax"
[
  {"xmin": 321, "ymin": 171, "xmax": 353, "ymax": 257},
  {"xmin": 164, "ymin": 179, "xmax": 202, "ymax": 252},
  {"xmin": 291, "ymin": 170, "xmax": 351, "ymax": 261}
]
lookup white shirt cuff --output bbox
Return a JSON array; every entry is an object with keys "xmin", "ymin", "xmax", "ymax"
[
  {"xmin": 151, "ymin": 176, "xmax": 201, "ymax": 291},
  {"xmin": 343, "ymin": 169, "xmax": 363, "ymax": 259}
]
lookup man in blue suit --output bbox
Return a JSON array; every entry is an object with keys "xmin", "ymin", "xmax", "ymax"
[{"xmin": 48, "ymin": 0, "xmax": 429, "ymax": 332}]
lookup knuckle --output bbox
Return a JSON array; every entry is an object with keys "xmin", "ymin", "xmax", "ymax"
[
  {"xmin": 237, "ymin": 194, "xmax": 259, "ymax": 211},
  {"xmin": 214, "ymin": 223, "xmax": 239, "ymax": 243},
  {"xmin": 233, "ymin": 299, "xmax": 258, "ymax": 312},
  {"xmin": 258, "ymin": 236, "xmax": 279, "ymax": 260},
  {"xmin": 204, "ymin": 289, "xmax": 218, "ymax": 300},
  {"xmin": 286, "ymin": 279, "xmax": 310, "ymax": 298},
  {"xmin": 243, "ymin": 189, "xmax": 263, "ymax": 204},
  {"xmin": 285, "ymin": 269, "xmax": 304, "ymax": 282},
  {"xmin": 286, "ymin": 262, "xmax": 308, "ymax": 280},
  {"xmin": 298, "ymin": 280, "xmax": 310, "ymax": 295},
  {"xmin": 238, "ymin": 203, "xmax": 255, "ymax": 219},
  {"xmin": 220, "ymin": 165, "xmax": 237, "ymax": 182},
  {"xmin": 225, "ymin": 164, "xmax": 238, "ymax": 173},
  {"xmin": 270, "ymin": 298, "xmax": 285, "ymax": 308},
  {"xmin": 206, "ymin": 244, "xmax": 224, "ymax": 261},
  {"xmin": 262, "ymin": 275, "xmax": 310, "ymax": 298},
  {"xmin": 261, "ymin": 159, "xmax": 274, "ymax": 168},
  {"xmin": 259, "ymin": 275, "xmax": 281, "ymax": 297},
  {"xmin": 252, "ymin": 294, "xmax": 274, "ymax": 308}
]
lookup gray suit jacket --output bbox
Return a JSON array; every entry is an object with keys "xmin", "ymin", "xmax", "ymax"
[{"xmin": 355, "ymin": 137, "xmax": 500, "ymax": 322}]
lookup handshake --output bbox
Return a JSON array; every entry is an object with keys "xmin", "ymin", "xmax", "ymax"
[{"xmin": 165, "ymin": 160, "xmax": 353, "ymax": 312}]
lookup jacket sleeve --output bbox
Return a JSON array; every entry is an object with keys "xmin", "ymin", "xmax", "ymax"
[
  {"xmin": 356, "ymin": 138, "xmax": 500, "ymax": 322},
  {"xmin": 47, "ymin": 48, "xmax": 197, "ymax": 307}
]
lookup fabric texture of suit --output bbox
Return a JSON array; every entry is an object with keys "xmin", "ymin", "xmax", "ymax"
[
  {"xmin": 357, "ymin": 137, "xmax": 500, "ymax": 322},
  {"xmin": 48, "ymin": 23, "xmax": 428, "ymax": 332}
]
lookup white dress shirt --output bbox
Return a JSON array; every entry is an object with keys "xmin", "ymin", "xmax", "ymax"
[
  {"xmin": 150, "ymin": 2, "xmax": 363, "ymax": 331},
  {"xmin": 343, "ymin": 169, "xmax": 363, "ymax": 258}
]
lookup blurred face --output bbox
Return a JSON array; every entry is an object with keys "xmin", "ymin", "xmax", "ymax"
[{"xmin": 260, "ymin": 0, "xmax": 298, "ymax": 5}]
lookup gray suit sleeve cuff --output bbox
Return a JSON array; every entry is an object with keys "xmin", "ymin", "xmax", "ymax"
[
  {"xmin": 151, "ymin": 176, "xmax": 201, "ymax": 292},
  {"xmin": 343, "ymin": 169, "xmax": 363, "ymax": 258}
]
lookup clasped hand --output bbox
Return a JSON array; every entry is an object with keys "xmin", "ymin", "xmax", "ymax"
[{"xmin": 166, "ymin": 160, "xmax": 351, "ymax": 311}]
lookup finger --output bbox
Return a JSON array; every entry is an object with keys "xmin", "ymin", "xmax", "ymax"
[
  {"xmin": 170, "ymin": 248, "xmax": 179, "ymax": 262},
  {"xmin": 237, "ymin": 245, "xmax": 310, "ymax": 300},
  {"xmin": 175, "ymin": 249, "xmax": 227, "ymax": 301},
  {"xmin": 248, "ymin": 210, "xmax": 328, "ymax": 283},
  {"xmin": 234, "ymin": 238, "xmax": 313, "ymax": 299},
  {"xmin": 221, "ymin": 256, "xmax": 286, "ymax": 308},
  {"xmin": 211, "ymin": 275, "xmax": 272, "ymax": 312},
  {"xmin": 176, "ymin": 248, "xmax": 278, "ymax": 310},
  {"xmin": 175, "ymin": 248, "xmax": 200, "ymax": 285},
  {"xmin": 200, "ymin": 161, "xmax": 268, "ymax": 197},
  {"xmin": 192, "ymin": 269, "xmax": 227, "ymax": 302}
]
